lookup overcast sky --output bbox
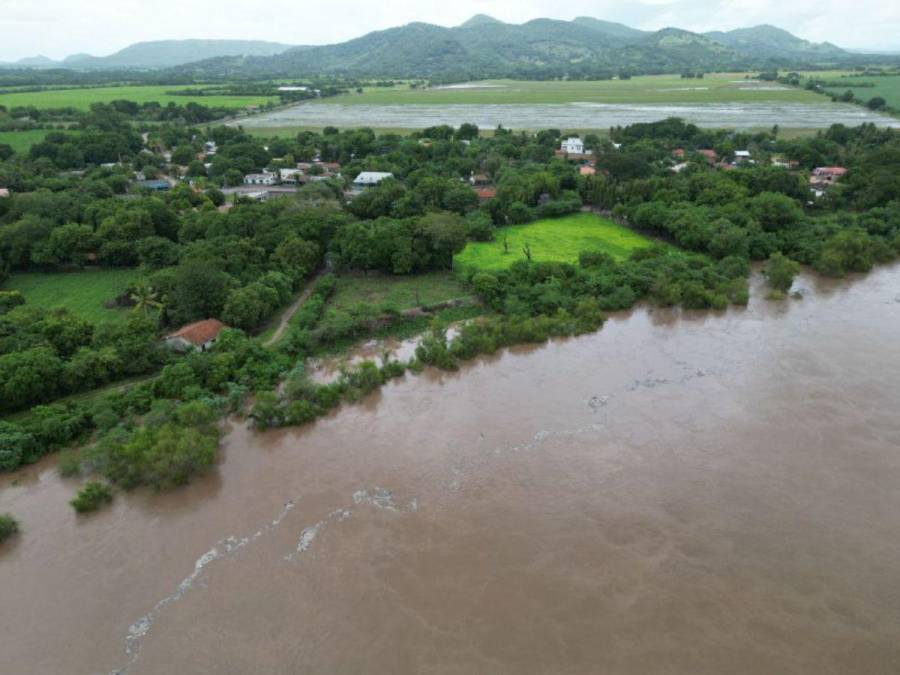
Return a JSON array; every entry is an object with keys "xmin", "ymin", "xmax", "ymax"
[{"xmin": 2, "ymin": 0, "xmax": 898, "ymax": 61}]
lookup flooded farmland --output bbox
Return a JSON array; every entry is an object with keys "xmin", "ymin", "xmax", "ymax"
[
  {"xmin": 2, "ymin": 266, "xmax": 900, "ymax": 674},
  {"xmin": 237, "ymin": 101, "xmax": 900, "ymax": 130}
]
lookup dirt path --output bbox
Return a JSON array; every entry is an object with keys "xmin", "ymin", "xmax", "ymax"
[{"xmin": 263, "ymin": 275, "xmax": 320, "ymax": 348}]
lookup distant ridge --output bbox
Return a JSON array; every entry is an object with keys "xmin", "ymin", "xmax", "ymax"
[{"xmin": 5, "ymin": 16, "xmax": 885, "ymax": 78}]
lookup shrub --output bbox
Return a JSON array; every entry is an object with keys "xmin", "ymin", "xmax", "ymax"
[
  {"xmin": 0, "ymin": 514, "xmax": 19, "ymax": 542},
  {"xmin": 70, "ymin": 481, "xmax": 114, "ymax": 513}
]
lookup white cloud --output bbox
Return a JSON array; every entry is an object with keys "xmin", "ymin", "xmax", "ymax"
[{"xmin": 0, "ymin": 0, "xmax": 897, "ymax": 62}]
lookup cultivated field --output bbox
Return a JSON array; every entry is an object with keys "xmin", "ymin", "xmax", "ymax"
[
  {"xmin": 2, "ymin": 269, "xmax": 138, "ymax": 323},
  {"xmin": 454, "ymin": 213, "xmax": 655, "ymax": 272},
  {"xmin": 329, "ymin": 272, "xmax": 474, "ymax": 313},
  {"xmin": 821, "ymin": 74, "xmax": 900, "ymax": 110},
  {"xmin": 0, "ymin": 85, "xmax": 277, "ymax": 111},
  {"xmin": 319, "ymin": 74, "xmax": 822, "ymax": 106}
]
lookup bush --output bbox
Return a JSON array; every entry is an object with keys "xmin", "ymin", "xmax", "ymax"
[
  {"xmin": 764, "ymin": 252, "xmax": 800, "ymax": 293},
  {"xmin": 70, "ymin": 481, "xmax": 114, "ymax": 513},
  {"xmin": 0, "ymin": 514, "xmax": 19, "ymax": 542}
]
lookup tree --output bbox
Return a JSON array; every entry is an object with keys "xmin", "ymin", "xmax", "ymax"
[
  {"xmin": 0, "ymin": 513, "xmax": 19, "ymax": 542},
  {"xmin": 169, "ymin": 262, "xmax": 233, "ymax": 325},
  {"xmin": 866, "ymin": 97, "xmax": 887, "ymax": 111},
  {"xmin": 764, "ymin": 252, "xmax": 800, "ymax": 293},
  {"xmin": 130, "ymin": 282, "xmax": 163, "ymax": 316},
  {"xmin": 70, "ymin": 481, "xmax": 114, "ymax": 513}
]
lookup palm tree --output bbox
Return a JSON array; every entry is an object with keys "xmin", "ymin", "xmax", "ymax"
[{"xmin": 130, "ymin": 283, "xmax": 163, "ymax": 316}]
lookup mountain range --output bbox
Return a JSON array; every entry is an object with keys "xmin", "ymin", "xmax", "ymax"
[
  {"xmin": 1, "ymin": 17, "xmax": 876, "ymax": 79},
  {"xmin": 0, "ymin": 39, "xmax": 296, "ymax": 70}
]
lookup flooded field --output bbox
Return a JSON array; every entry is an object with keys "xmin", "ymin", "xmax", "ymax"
[
  {"xmin": 237, "ymin": 101, "xmax": 900, "ymax": 130},
  {"xmin": 2, "ymin": 266, "xmax": 900, "ymax": 674}
]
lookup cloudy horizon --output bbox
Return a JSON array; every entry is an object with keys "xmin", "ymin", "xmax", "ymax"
[{"xmin": 1, "ymin": 0, "xmax": 898, "ymax": 62}]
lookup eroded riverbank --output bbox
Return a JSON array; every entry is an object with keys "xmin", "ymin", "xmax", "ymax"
[{"xmin": 2, "ymin": 267, "xmax": 900, "ymax": 674}]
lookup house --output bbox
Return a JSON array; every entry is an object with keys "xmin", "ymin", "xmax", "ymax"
[
  {"xmin": 242, "ymin": 191, "xmax": 269, "ymax": 202},
  {"xmin": 0, "ymin": 188, "xmax": 9, "ymax": 198},
  {"xmin": 670, "ymin": 162, "xmax": 690, "ymax": 173},
  {"xmin": 470, "ymin": 173, "xmax": 491, "ymax": 186},
  {"xmin": 204, "ymin": 141, "xmax": 217, "ymax": 156},
  {"xmin": 244, "ymin": 172, "xmax": 277, "ymax": 186},
  {"xmin": 474, "ymin": 187, "xmax": 496, "ymax": 201},
  {"xmin": 353, "ymin": 171, "xmax": 393, "ymax": 187},
  {"xmin": 279, "ymin": 168, "xmax": 303, "ymax": 183},
  {"xmin": 164, "ymin": 319, "xmax": 227, "ymax": 352},
  {"xmin": 135, "ymin": 179, "xmax": 171, "ymax": 191},
  {"xmin": 560, "ymin": 138, "xmax": 591, "ymax": 156},
  {"xmin": 580, "ymin": 166, "xmax": 596, "ymax": 176},
  {"xmin": 734, "ymin": 150, "xmax": 752, "ymax": 162},
  {"xmin": 698, "ymin": 149, "xmax": 718, "ymax": 164},
  {"xmin": 672, "ymin": 148, "xmax": 686, "ymax": 159},
  {"xmin": 811, "ymin": 167, "xmax": 848, "ymax": 185}
]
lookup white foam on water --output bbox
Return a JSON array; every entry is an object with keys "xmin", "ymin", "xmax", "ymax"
[{"xmin": 117, "ymin": 500, "xmax": 297, "ymax": 672}]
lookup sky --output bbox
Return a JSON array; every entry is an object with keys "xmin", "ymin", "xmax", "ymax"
[{"xmin": 1, "ymin": 0, "xmax": 898, "ymax": 61}]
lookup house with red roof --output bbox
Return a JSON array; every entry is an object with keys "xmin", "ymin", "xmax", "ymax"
[{"xmin": 164, "ymin": 319, "xmax": 228, "ymax": 352}]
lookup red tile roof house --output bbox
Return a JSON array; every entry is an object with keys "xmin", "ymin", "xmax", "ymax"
[
  {"xmin": 698, "ymin": 149, "xmax": 718, "ymax": 164},
  {"xmin": 473, "ymin": 187, "xmax": 497, "ymax": 201},
  {"xmin": 164, "ymin": 319, "xmax": 228, "ymax": 352},
  {"xmin": 810, "ymin": 166, "xmax": 848, "ymax": 186}
]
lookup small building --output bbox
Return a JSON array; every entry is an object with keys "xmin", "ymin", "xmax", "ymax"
[
  {"xmin": 470, "ymin": 173, "xmax": 491, "ymax": 186},
  {"xmin": 204, "ymin": 141, "xmax": 217, "ymax": 156},
  {"xmin": 353, "ymin": 171, "xmax": 393, "ymax": 187},
  {"xmin": 670, "ymin": 162, "xmax": 690, "ymax": 173},
  {"xmin": 734, "ymin": 150, "xmax": 752, "ymax": 162},
  {"xmin": 242, "ymin": 190, "xmax": 269, "ymax": 202},
  {"xmin": 244, "ymin": 172, "xmax": 277, "ymax": 186},
  {"xmin": 136, "ymin": 179, "xmax": 171, "ymax": 191},
  {"xmin": 0, "ymin": 188, "xmax": 9, "ymax": 198},
  {"xmin": 279, "ymin": 168, "xmax": 303, "ymax": 183},
  {"xmin": 579, "ymin": 165, "xmax": 596, "ymax": 176},
  {"xmin": 672, "ymin": 148, "xmax": 686, "ymax": 159},
  {"xmin": 164, "ymin": 319, "xmax": 227, "ymax": 352},
  {"xmin": 698, "ymin": 149, "xmax": 718, "ymax": 164},
  {"xmin": 474, "ymin": 187, "xmax": 496, "ymax": 201},
  {"xmin": 811, "ymin": 167, "xmax": 848, "ymax": 185},
  {"xmin": 560, "ymin": 138, "xmax": 591, "ymax": 155}
]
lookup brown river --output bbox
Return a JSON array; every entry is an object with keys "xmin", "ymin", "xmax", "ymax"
[{"xmin": 2, "ymin": 267, "xmax": 900, "ymax": 674}]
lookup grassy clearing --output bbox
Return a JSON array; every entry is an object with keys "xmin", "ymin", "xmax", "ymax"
[
  {"xmin": 2, "ymin": 269, "xmax": 138, "ymax": 323},
  {"xmin": 316, "ymin": 74, "xmax": 822, "ymax": 106},
  {"xmin": 329, "ymin": 272, "xmax": 474, "ymax": 313},
  {"xmin": 454, "ymin": 213, "xmax": 655, "ymax": 272},
  {"xmin": 821, "ymin": 74, "xmax": 900, "ymax": 110},
  {"xmin": 0, "ymin": 129, "xmax": 78, "ymax": 154},
  {"xmin": 0, "ymin": 85, "xmax": 277, "ymax": 111}
]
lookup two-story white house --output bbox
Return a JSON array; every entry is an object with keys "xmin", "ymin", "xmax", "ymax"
[{"xmin": 560, "ymin": 138, "xmax": 592, "ymax": 156}]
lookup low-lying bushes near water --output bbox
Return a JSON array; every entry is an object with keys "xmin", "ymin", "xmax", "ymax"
[
  {"xmin": 70, "ymin": 481, "xmax": 114, "ymax": 513},
  {"xmin": 0, "ymin": 513, "xmax": 18, "ymax": 542}
]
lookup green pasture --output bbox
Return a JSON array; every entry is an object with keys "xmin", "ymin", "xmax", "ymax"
[
  {"xmin": 2, "ymin": 269, "xmax": 139, "ymax": 323},
  {"xmin": 329, "ymin": 272, "xmax": 474, "ymax": 313},
  {"xmin": 317, "ymin": 74, "xmax": 822, "ymax": 106},
  {"xmin": 821, "ymin": 74, "xmax": 900, "ymax": 109},
  {"xmin": 454, "ymin": 213, "xmax": 655, "ymax": 272},
  {"xmin": 0, "ymin": 85, "xmax": 277, "ymax": 111},
  {"xmin": 0, "ymin": 128, "xmax": 72, "ymax": 154}
]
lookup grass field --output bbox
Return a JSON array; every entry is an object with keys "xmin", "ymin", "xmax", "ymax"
[
  {"xmin": 821, "ymin": 74, "xmax": 900, "ymax": 110},
  {"xmin": 2, "ymin": 269, "xmax": 138, "ymax": 323},
  {"xmin": 0, "ymin": 85, "xmax": 278, "ymax": 111},
  {"xmin": 0, "ymin": 129, "xmax": 72, "ymax": 154},
  {"xmin": 329, "ymin": 272, "xmax": 474, "ymax": 313},
  {"xmin": 317, "ymin": 74, "xmax": 822, "ymax": 106},
  {"xmin": 454, "ymin": 213, "xmax": 655, "ymax": 272}
]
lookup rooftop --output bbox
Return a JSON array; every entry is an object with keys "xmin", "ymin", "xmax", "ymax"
[{"xmin": 167, "ymin": 319, "xmax": 227, "ymax": 346}]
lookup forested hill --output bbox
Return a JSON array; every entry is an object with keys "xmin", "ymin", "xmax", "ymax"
[
  {"xmin": 1, "ymin": 40, "xmax": 298, "ymax": 70},
  {"xmin": 164, "ymin": 16, "xmax": 860, "ymax": 81}
]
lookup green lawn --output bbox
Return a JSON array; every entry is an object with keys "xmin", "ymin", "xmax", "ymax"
[
  {"xmin": 317, "ymin": 74, "xmax": 822, "ymax": 106},
  {"xmin": 454, "ymin": 213, "xmax": 655, "ymax": 272},
  {"xmin": 329, "ymin": 272, "xmax": 474, "ymax": 313},
  {"xmin": 0, "ymin": 85, "xmax": 277, "ymax": 111},
  {"xmin": 2, "ymin": 269, "xmax": 139, "ymax": 323},
  {"xmin": 0, "ymin": 129, "xmax": 78, "ymax": 154}
]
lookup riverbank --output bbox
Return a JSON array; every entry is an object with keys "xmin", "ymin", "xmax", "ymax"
[{"xmin": 3, "ymin": 264, "xmax": 900, "ymax": 673}]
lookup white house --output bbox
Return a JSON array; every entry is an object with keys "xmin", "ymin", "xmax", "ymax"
[
  {"xmin": 734, "ymin": 150, "xmax": 752, "ymax": 162},
  {"xmin": 279, "ymin": 168, "xmax": 303, "ymax": 183},
  {"xmin": 244, "ymin": 172, "xmax": 277, "ymax": 186},
  {"xmin": 560, "ymin": 138, "xmax": 588, "ymax": 155},
  {"xmin": 353, "ymin": 171, "xmax": 393, "ymax": 187}
]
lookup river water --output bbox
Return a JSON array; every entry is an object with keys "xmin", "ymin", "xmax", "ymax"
[
  {"xmin": 237, "ymin": 101, "xmax": 900, "ymax": 130},
  {"xmin": 2, "ymin": 267, "xmax": 900, "ymax": 674}
]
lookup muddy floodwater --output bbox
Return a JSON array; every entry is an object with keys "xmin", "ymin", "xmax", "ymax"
[
  {"xmin": 237, "ymin": 101, "xmax": 900, "ymax": 130},
  {"xmin": 2, "ymin": 267, "xmax": 900, "ymax": 674}
]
